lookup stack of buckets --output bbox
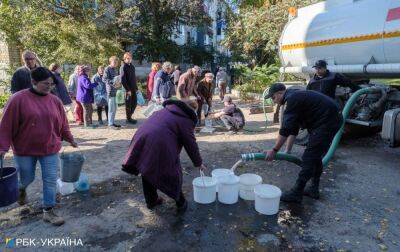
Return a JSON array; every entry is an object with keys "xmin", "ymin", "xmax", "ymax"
[{"xmin": 192, "ymin": 166, "xmax": 282, "ymax": 215}]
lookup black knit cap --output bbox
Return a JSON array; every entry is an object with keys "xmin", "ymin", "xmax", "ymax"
[
  {"xmin": 31, "ymin": 67, "xmax": 54, "ymax": 82},
  {"xmin": 265, "ymin": 83, "xmax": 286, "ymax": 99}
]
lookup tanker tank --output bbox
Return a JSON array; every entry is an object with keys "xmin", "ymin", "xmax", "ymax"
[{"xmin": 279, "ymin": 0, "xmax": 400, "ymax": 79}]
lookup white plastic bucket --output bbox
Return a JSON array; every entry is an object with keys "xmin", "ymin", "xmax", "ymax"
[
  {"xmin": 218, "ymin": 174, "xmax": 240, "ymax": 204},
  {"xmin": 254, "ymin": 184, "xmax": 282, "ymax": 215},
  {"xmin": 192, "ymin": 173, "xmax": 217, "ymax": 204},
  {"xmin": 211, "ymin": 169, "xmax": 234, "ymax": 192},
  {"xmin": 239, "ymin": 173, "xmax": 263, "ymax": 200}
]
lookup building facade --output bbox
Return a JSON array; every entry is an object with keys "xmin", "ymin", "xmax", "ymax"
[{"xmin": 172, "ymin": 0, "xmax": 230, "ymax": 60}]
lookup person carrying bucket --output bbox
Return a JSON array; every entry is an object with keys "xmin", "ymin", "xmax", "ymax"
[
  {"xmin": 264, "ymin": 83, "xmax": 342, "ymax": 204},
  {"xmin": 0, "ymin": 67, "xmax": 77, "ymax": 226},
  {"xmin": 122, "ymin": 98, "xmax": 206, "ymax": 213}
]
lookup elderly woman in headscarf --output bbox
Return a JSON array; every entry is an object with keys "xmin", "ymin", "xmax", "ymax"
[{"xmin": 122, "ymin": 98, "xmax": 206, "ymax": 213}]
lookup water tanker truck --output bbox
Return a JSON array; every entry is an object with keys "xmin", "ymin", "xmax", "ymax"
[{"xmin": 278, "ymin": 0, "xmax": 400, "ymax": 147}]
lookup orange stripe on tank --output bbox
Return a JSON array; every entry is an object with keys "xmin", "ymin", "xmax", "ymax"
[{"xmin": 281, "ymin": 31, "xmax": 398, "ymax": 51}]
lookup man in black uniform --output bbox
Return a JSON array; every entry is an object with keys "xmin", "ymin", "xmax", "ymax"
[
  {"xmin": 307, "ymin": 60, "xmax": 360, "ymax": 99},
  {"xmin": 265, "ymin": 83, "xmax": 343, "ymax": 203},
  {"xmin": 284, "ymin": 60, "xmax": 359, "ymax": 154}
]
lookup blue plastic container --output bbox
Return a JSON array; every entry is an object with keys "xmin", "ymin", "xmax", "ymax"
[{"xmin": 74, "ymin": 173, "xmax": 90, "ymax": 192}]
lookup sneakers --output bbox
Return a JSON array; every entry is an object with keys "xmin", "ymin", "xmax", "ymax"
[
  {"xmin": 18, "ymin": 188, "xmax": 27, "ymax": 206},
  {"xmin": 43, "ymin": 208, "xmax": 65, "ymax": 226},
  {"xmin": 98, "ymin": 120, "xmax": 104, "ymax": 125},
  {"xmin": 146, "ymin": 197, "xmax": 164, "ymax": 210}
]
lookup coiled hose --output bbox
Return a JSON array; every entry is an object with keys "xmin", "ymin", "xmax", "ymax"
[{"xmin": 243, "ymin": 87, "xmax": 381, "ymax": 167}]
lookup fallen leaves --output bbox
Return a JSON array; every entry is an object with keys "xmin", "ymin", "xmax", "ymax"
[{"xmin": 377, "ymin": 219, "xmax": 389, "ymax": 242}]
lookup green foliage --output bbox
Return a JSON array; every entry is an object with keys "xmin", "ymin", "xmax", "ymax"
[
  {"xmin": 0, "ymin": 63, "xmax": 18, "ymax": 91},
  {"xmin": 181, "ymin": 43, "xmax": 214, "ymax": 66},
  {"xmin": 223, "ymin": 0, "xmax": 318, "ymax": 65},
  {"xmin": 234, "ymin": 64, "xmax": 280, "ymax": 94},
  {"xmin": 0, "ymin": 0, "xmax": 211, "ymax": 66},
  {"xmin": 0, "ymin": 93, "xmax": 10, "ymax": 109},
  {"xmin": 137, "ymin": 82, "xmax": 148, "ymax": 99}
]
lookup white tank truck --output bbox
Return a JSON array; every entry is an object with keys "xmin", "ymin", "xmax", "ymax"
[{"xmin": 278, "ymin": 0, "xmax": 400, "ymax": 147}]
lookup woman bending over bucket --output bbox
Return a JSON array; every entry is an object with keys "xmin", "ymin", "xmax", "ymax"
[
  {"xmin": 122, "ymin": 98, "xmax": 206, "ymax": 213},
  {"xmin": 0, "ymin": 67, "xmax": 77, "ymax": 226}
]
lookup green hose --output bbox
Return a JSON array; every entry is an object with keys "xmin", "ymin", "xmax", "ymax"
[
  {"xmin": 322, "ymin": 87, "xmax": 380, "ymax": 165},
  {"xmin": 262, "ymin": 88, "xmax": 270, "ymax": 126},
  {"xmin": 243, "ymin": 87, "xmax": 378, "ymax": 167}
]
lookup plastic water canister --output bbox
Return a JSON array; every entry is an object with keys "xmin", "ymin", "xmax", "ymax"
[
  {"xmin": 57, "ymin": 179, "xmax": 75, "ymax": 196},
  {"xmin": 74, "ymin": 173, "xmax": 90, "ymax": 192}
]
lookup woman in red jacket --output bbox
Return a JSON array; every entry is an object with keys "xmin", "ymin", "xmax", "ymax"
[
  {"xmin": 0, "ymin": 67, "xmax": 77, "ymax": 226},
  {"xmin": 146, "ymin": 62, "xmax": 161, "ymax": 100}
]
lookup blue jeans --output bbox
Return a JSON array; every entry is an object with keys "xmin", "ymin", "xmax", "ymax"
[
  {"xmin": 14, "ymin": 154, "xmax": 59, "ymax": 208},
  {"xmin": 108, "ymin": 97, "xmax": 117, "ymax": 126}
]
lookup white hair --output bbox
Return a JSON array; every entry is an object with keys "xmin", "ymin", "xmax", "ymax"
[{"xmin": 162, "ymin": 61, "xmax": 173, "ymax": 70}]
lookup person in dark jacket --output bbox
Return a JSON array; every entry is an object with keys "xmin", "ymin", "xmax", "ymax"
[
  {"xmin": 103, "ymin": 56, "xmax": 121, "ymax": 129},
  {"xmin": 49, "ymin": 63, "xmax": 72, "ymax": 106},
  {"xmin": 284, "ymin": 60, "xmax": 360, "ymax": 154},
  {"xmin": 120, "ymin": 52, "xmax": 138, "ymax": 124},
  {"xmin": 212, "ymin": 95, "xmax": 245, "ymax": 134},
  {"xmin": 122, "ymin": 99, "xmax": 206, "ymax": 213},
  {"xmin": 196, "ymin": 72, "xmax": 214, "ymax": 123},
  {"xmin": 307, "ymin": 60, "xmax": 360, "ymax": 99},
  {"xmin": 265, "ymin": 83, "xmax": 343, "ymax": 203},
  {"xmin": 10, "ymin": 50, "xmax": 41, "ymax": 94}
]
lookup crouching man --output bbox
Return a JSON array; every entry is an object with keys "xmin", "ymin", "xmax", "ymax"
[
  {"xmin": 212, "ymin": 95, "xmax": 245, "ymax": 134},
  {"xmin": 265, "ymin": 83, "xmax": 343, "ymax": 203}
]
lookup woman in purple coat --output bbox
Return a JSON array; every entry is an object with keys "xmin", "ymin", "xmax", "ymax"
[
  {"xmin": 76, "ymin": 65, "xmax": 98, "ymax": 128},
  {"xmin": 122, "ymin": 99, "xmax": 206, "ymax": 213}
]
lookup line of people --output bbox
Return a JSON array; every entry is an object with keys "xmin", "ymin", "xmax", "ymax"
[{"xmin": 10, "ymin": 51, "xmax": 139, "ymax": 130}]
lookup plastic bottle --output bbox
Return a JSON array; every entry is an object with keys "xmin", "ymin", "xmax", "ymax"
[
  {"xmin": 57, "ymin": 179, "xmax": 75, "ymax": 196},
  {"xmin": 74, "ymin": 173, "xmax": 90, "ymax": 192}
]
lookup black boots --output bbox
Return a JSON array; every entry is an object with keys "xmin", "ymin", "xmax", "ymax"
[
  {"xmin": 281, "ymin": 180, "xmax": 306, "ymax": 204},
  {"xmin": 281, "ymin": 179, "xmax": 321, "ymax": 204},
  {"xmin": 303, "ymin": 179, "xmax": 320, "ymax": 199}
]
